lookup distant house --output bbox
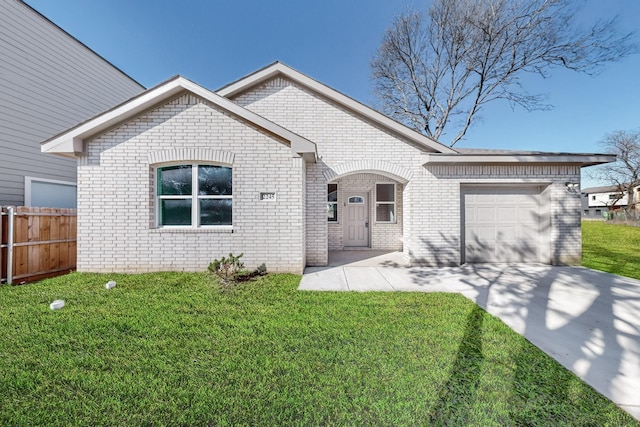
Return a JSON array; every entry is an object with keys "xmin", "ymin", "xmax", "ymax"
[
  {"xmin": 581, "ymin": 184, "xmax": 640, "ymax": 218},
  {"xmin": 0, "ymin": 0, "xmax": 144, "ymax": 207},
  {"xmin": 42, "ymin": 63, "xmax": 615, "ymax": 273}
]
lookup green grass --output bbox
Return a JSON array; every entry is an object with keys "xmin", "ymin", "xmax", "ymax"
[
  {"xmin": 583, "ymin": 220, "xmax": 640, "ymax": 280},
  {"xmin": 0, "ymin": 272, "xmax": 636, "ymax": 426}
]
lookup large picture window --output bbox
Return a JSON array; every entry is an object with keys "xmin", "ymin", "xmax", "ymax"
[
  {"xmin": 157, "ymin": 164, "xmax": 232, "ymax": 227},
  {"xmin": 327, "ymin": 183, "xmax": 338, "ymax": 222},
  {"xmin": 375, "ymin": 183, "xmax": 396, "ymax": 223}
]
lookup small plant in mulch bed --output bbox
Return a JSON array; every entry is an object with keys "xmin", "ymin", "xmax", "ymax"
[{"xmin": 208, "ymin": 253, "xmax": 267, "ymax": 287}]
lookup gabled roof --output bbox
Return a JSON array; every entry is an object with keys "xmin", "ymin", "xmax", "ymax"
[
  {"xmin": 41, "ymin": 75, "xmax": 317, "ymax": 162},
  {"xmin": 216, "ymin": 61, "xmax": 456, "ymax": 154}
]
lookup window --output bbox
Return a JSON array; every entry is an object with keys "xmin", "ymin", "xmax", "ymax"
[
  {"xmin": 348, "ymin": 196, "xmax": 364, "ymax": 204},
  {"xmin": 376, "ymin": 183, "xmax": 396, "ymax": 223},
  {"xmin": 157, "ymin": 164, "xmax": 232, "ymax": 227},
  {"xmin": 25, "ymin": 177, "xmax": 77, "ymax": 208},
  {"xmin": 327, "ymin": 184, "xmax": 338, "ymax": 222}
]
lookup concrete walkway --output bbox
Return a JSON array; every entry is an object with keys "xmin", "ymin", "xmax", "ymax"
[{"xmin": 299, "ymin": 251, "xmax": 640, "ymax": 420}]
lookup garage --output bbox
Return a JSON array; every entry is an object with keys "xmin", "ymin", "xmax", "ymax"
[{"xmin": 462, "ymin": 185, "xmax": 551, "ymax": 263}]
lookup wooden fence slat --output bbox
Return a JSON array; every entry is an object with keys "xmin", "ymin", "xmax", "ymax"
[
  {"xmin": 15, "ymin": 211, "xmax": 28, "ymax": 244},
  {"xmin": 50, "ymin": 242, "xmax": 60, "ymax": 271},
  {"xmin": 41, "ymin": 208, "xmax": 52, "ymax": 242},
  {"xmin": 50, "ymin": 213, "xmax": 61, "ymax": 241},
  {"xmin": 69, "ymin": 241, "xmax": 77, "ymax": 268},
  {"xmin": 60, "ymin": 214, "xmax": 70, "ymax": 240},
  {"xmin": 15, "ymin": 246, "xmax": 28, "ymax": 278},
  {"xmin": 59, "ymin": 241, "xmax": 70, "ymax": 270}
]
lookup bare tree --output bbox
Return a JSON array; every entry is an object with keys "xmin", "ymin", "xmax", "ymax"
[
  {"xmin": 371, "ymin": 0, "xmax": 636, "ymax": 147},
  {"xmin": 591, "ymin": 130, "xmax": 640, "ymax": 216}
]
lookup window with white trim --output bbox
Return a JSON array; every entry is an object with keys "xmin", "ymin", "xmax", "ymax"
[
  {"xmin": 156, "ymin": 164, "xmax": 232, "ymax": 227},
  {"xmin": 327, "ymin": 183, "xmax": 338, "ymax": 222},
  {"xmin": 25, "ymin": 177, "xmax": 77, "ymax": 208},
  {"xmin": 375, "ymin": 183, "xmax": 396, "ymax": 223}
]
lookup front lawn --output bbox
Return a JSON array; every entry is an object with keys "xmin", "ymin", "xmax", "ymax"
[
  {"xmin": 0, "ymin": 273, "xmax": 635, "ymax": 426},
  {"xmin": 582, "ymin": 220, "xmax": 640, "ymax": 280}
]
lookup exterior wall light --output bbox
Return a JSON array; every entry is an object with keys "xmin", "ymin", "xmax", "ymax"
[{"xmin": 565, "ymin": 182, "xmax": 579, "ymax": 192}]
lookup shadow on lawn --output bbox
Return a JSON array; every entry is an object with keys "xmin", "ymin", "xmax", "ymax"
[{"xmin": 428, "ymin": 304, "xmax": 485, "ymax": 424}]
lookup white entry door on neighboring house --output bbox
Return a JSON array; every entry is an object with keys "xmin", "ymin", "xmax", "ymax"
[{"xmin": 344, "ymin": 192, "xmax": 369, "ymax": 247}]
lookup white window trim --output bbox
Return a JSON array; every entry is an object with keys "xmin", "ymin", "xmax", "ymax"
[
  {"xmin": 375, "ymin": 182, "xmax": 396, "ymax": 224},
  {"xmin": 24, "ymin": 176, "xmax": 76, "ymax": 207},
  {"xmin": 155, "ymin": 163, "xmax": 233, "ymax": 229}
]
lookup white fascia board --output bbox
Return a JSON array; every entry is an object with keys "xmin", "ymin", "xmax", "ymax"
[
  {"xmin": 217, "ymin": 62, "xmax": 456, "ymax": 154},
  {"xmin": 422, "ymin": 153, "xmax": 617, "ymax": 166},
  {"xmin": 42, "ymin": 76, "xmax": 317, "ymax": 162},
  {"xmin": 216, "ymin": 64, "xmax": 283, "ymax": 97}
]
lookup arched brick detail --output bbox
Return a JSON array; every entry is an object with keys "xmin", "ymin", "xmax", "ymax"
[
  {"xmin": 323, "ymin": 160, "xmax": 412, "ymax": 184},
  {"xmin": 148, "ymin": 148, "xmax": 235, "ymax": 165}
]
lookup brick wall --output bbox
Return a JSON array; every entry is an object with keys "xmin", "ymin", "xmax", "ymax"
[
  {"xmin": 233, "ymin": 77, "xmax": 420, "ymax": 264},
  {"xmin": 77, "ymin": 93, "xmax": 307, "ymax": 273},
  {"xmin": 77, "ymin": 78, "xmax": 583, "ymax": 273}
]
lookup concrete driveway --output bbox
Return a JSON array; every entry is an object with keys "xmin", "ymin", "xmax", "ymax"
[{"xmin": 299, "ymin": 251, "xmax": 640, "ymax": 420}]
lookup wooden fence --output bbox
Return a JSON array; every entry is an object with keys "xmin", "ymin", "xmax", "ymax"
[{"xmin": 1, "ymin": 206, "xmax": 77, "ymax": 284}]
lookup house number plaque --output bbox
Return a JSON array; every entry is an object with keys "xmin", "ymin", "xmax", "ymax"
[{"xmin": 260, "ymin": 192, "xmax": 276, "ymax": 201}]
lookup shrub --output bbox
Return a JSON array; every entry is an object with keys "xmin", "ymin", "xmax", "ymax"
[
  {"xmin": 208, "ymin": 253, "xmax": 244, "ymax": 281},
  {"xmin": 208, "ymin": 254, "xmax": 267, "ymax": 285}
]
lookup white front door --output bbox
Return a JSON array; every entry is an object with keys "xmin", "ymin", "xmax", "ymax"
[{"xmin": 344, "ymin": 192, "xmax": 369, "ymax": 247}]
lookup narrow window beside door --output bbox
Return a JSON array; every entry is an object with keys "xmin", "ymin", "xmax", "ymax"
[
  {"xmin": 328, "ymin": 183, "xmax": 338, "ymax": 221},
  {"xmin": 375, "ymin": 183, "xmax": 396, "ymax": 223}
]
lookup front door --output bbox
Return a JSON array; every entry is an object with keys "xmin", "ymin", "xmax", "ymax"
[{"xmin": 344, "ymin": 192, "xmax": 369, "ymax": 247}]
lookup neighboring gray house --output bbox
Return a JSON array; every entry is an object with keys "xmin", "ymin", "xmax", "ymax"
[
  {"xmin": 581, "ymin": 184, "xmax": 640, "ymax": 218},
  {"xmin": 0, "ymin": 0, "xmax": 144, "ymax": 207},
  {"xmin": 42, "ymin": 63, "xmax": 615, "ymax": 273}
]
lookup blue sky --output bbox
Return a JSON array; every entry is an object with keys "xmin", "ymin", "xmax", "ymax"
[{"xmin": 26, "ymin": 0, "xmax": 640, "ymax": 187}]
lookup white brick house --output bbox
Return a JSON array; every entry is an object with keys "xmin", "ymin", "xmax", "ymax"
[{"xmin": 42, "ymin": 63, "xmax": 614, "ymax": 273}]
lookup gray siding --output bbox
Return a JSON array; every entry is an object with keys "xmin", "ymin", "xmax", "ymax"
[{"xmin": 0, "ymin": 0, "xmax": 144, "ymax": 205}]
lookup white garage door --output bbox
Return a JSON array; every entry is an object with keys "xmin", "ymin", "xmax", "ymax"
[{"xmin": 463, "ymin": 186, "xmax": 550, "ymax": 263}]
